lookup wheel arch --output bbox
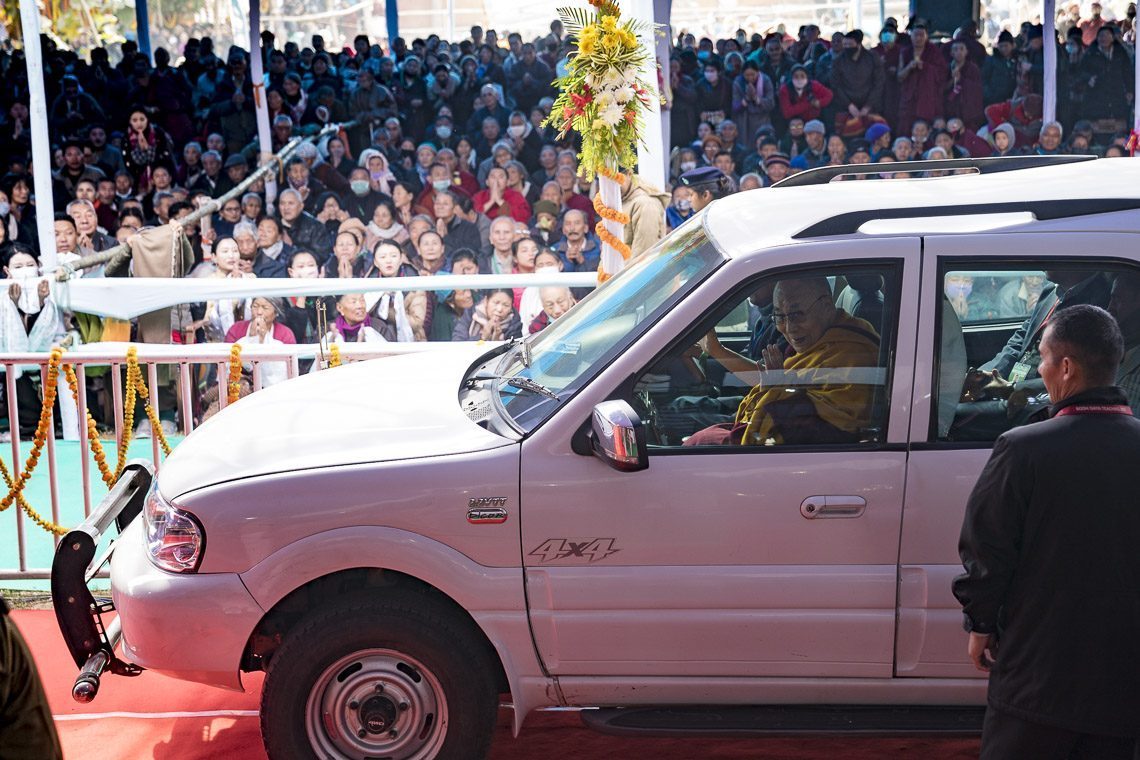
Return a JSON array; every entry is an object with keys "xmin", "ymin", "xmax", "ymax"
[{"xmin": 238, "ymin": 526, "xmax": 554, "ymax": 733}]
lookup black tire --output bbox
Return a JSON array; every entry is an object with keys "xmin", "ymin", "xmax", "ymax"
[{"xmin": 261, "ymin": 589, "xmax": 498, "ymax": 760}]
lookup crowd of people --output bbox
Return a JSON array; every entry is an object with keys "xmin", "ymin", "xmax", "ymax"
[{"xmin": 0, "ymin": 9, "xmax": 1133, "ymax": 430}]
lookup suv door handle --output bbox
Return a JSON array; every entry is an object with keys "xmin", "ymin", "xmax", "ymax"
[{"xmin": 800, "ymin": 495, "xmax": 867, "ymax": 519}]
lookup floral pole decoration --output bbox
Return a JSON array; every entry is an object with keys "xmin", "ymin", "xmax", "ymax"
[{"xmin": 545, "ymin": 0, "xmax": 658, "ymax": 282}]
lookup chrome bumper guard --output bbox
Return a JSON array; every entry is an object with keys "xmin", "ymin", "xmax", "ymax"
[{"xmin": 51, "ymin": 461, "xmax": 154, "ymax": 703}]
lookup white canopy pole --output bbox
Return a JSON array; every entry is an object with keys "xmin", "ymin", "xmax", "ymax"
[
  {"xmin": 18, "ymin": 0, "xmax": 57, "ymax": 270},
  {"xmin": 631, "ymin": 0, "xmax": 665, "ymax": 190},
  {"xmin": 248, "ymin": 0, "xmax": 277, "ymax": 211},
  {"xmin": 1043, "ymin": 0, "xmax": 1057, "ymax": 124}
]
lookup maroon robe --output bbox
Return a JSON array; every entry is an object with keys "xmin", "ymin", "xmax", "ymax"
[{"xmin": 897, "ymin": 44, "xmax": 948, "ymax": 134}]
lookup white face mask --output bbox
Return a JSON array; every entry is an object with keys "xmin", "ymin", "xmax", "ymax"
[
  {"xmin": 680, "ymin": 160, "xmax": 696, "ymax": 172},
  {"xmin": 507, "ymin": 125, "xmax": 526, "ymax": 138},
  {"xmin": 535, "ymin": 264, "xmax": 561, "ymax": 273},
  {"xmin": 436, "ymin": 125, "xmax": 452, "ymax": 140}
]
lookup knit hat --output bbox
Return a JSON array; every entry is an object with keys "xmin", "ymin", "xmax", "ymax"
[
  {"xmin": 803, "ymin": 119, "xmax": 826, "ymax": 135},
  {"xmin": 865, "ymin": 123, "xmax": 891, "ymax": 144},
  {"xmin": 533, "ymin": 200, "xmax": 559, "ymax": 218},
  {"xmin": 764, "ymin": 153, "xmax": 790, "ymax": 168}
]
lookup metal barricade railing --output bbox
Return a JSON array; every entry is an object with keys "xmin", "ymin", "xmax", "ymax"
[{"xmin": 0, "ymin": 340, "xmax": 463, "ymax": 580}]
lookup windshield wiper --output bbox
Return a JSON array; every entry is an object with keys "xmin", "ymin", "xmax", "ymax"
[{"xmin": 464, "ymin": 373, "xmax": 559, "ymax": 400}]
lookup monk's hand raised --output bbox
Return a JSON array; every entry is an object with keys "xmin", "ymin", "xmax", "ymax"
[{"xmin": 761, "ymin": 343, "xmax": 784, "ymax": 371}]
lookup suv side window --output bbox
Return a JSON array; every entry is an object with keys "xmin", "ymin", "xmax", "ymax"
[
  {"xmin": 934, "ymin": 262, "xmax": 1139, "ymax": 442},
  {"xmin": 630, "ymin": 264, "xmax": 899, "ymax": 449}
]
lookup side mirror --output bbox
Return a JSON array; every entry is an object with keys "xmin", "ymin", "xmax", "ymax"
[{"xmin": 590, "ymin": 400, "xmax": 648, "ymax": 472}]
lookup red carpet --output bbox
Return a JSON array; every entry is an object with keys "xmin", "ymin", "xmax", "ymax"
[{"xmin": 15, "ymin": 610, "xmax": 980, "ymax": 759}]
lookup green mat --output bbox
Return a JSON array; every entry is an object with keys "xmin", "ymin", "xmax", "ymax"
[{"xmin": 0, "ymin": 437, "xmax": 178, "ymax": 590}]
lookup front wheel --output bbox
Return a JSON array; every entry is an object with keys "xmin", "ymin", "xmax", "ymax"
[{"xmin": 261, "ymin": 590, "xmax": 498, "ymax": 760}]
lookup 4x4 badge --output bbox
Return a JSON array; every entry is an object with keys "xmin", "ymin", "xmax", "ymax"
[{"xmin": 528, "ymin": 538, "xmax": 621, "ymax": 563}]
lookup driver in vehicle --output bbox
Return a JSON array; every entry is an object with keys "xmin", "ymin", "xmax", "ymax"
[{"xmin": 685, "ymin": 277, "xmax": 880, "ymax": 446}]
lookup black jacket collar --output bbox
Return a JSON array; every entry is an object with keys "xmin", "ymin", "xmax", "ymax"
[{"xmin": 1049, "ymin": 386, "xmax": 1129, "ymax": 417}]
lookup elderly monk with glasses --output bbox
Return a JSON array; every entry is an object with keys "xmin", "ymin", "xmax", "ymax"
[{"xmin": 686, "ymin": 277, "xmax": 881, "ymax": 446}]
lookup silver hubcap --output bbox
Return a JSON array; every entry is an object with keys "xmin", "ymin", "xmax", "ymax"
[{"xmin": 305, "ymin": 648, "xmax": 448, "ymax": 759}]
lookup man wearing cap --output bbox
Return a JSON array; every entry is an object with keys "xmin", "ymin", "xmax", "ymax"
[
  {"xmin": 762, "ymin": 153, "xmax": 790, "ymax": 186},
  {"xmin": 217, "ymin": 153, "xmax": 248, "ymax": 198},
  {"xmin": 830, "ymin": 30, "xmax": 885, "ymax": 136},
  {"xmin": 679, "ymin": 166, "xmax": 734, "ymax": 212},
  {"xmin": 954, "ymin": 305, "xmax": 1140, "ymax": 759},
  {"xmin": 789, "ymin": 120, "xmax": 828, "ymax": 170}
]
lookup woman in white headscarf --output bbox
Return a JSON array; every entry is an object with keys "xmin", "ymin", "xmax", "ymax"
[{"xmin": 0, "ymin": 245, "xmax": 78, "ymax": 439}]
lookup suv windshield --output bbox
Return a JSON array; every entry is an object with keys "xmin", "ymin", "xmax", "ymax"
[{"xmin": 492, "ymin": 223, "xmax": 724, "ymax": 432}]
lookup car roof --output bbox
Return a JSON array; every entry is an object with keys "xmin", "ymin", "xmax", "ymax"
[{"xmin": 704, "ymin": 158, "xmax": 1140, "ymax": 257}]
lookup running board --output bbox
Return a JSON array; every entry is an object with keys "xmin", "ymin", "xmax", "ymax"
[{"xmin": 580, "ymin": 704, "xmax": 984, "ymax": 738}]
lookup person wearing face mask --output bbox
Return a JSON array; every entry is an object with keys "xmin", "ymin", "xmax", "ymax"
[
  {"xmin": 0, "ymin": 246, "xmax": 67, "ymax": 437},
  {"xmin": 872, "ymin": 21, "xmax": 904, "ymax": 127},
  {"xmin": 696, "ymin": 58, "xmax": 732, "ymax": 126},
  {"xmin": 427, "ymin": 115, "xmax": 458, "ymax": 151},
  {"xmin": 503, "ymin": 111, "xmax": 543, "ymax": 170},
  {"xmin": 666, "ymin": 185, "xmax": 696, "ymax": 229},
  {"xmin": 529, "ymin": 199, "xmax": 561, "ymax": 246},
  {"xmin": 831, "ymin": 30, "xmax": 886, "ymax": 137},
  {"xmin": 343, "ymin": 167, "xmax": 382, "ymax": 221},
  {"xmin": 779, "ymin": 64, "xmax": 834, "ymax": 124}
]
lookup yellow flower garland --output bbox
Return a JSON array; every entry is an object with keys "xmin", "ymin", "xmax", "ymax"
[
  {"xmin": 227, "ymin": 344, "xmax": 243, "ymax": 404},
  {"xmin": 0, "ymin": 345, "xmax": 177, "ymax": 537},
  {"xmin": 0, "ymin": 348, "xmax": 68, "ymax": 535},
  {"xmin": 328, "ymin": 344, "xmax": 341, "ymax": 368}
]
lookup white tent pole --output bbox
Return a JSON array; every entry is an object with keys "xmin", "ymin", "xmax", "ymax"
[
  {"xmin": 447, "ymin": 0, "xmax": 455, "ymax": 43},
  {"xmin": 248, "ymin": 0, "xmax": 277, "ymax": 211},
  {"xmin": 631, "ymin": 0, "xmax": 665, "ymax": 190},
  {"xmin": 18, "ymin": 0, "xmax": 58, "ymax": 270},
  {"xmin": 1043, "ymin": 0, "xmax": 1057, "ymax": 124}
]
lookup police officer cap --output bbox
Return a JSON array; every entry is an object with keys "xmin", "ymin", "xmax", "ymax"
[{"xmin": 679, "ymin": 166, "xmax": 727, "ymax": 189}]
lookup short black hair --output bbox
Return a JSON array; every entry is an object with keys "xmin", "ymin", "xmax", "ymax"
[
  {"xmin": 53, "ymin": 212, "xmax": 76, "ymax": 228},
  {"xmin": 1045, "ymin": 304, "xmax": 1124, "ymax": 385}
]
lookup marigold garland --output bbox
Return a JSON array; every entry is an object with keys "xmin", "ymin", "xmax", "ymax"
[
  {"xmin": 593, "ymin": 193, "xmax": 630, "ymax": 224},
  {"xmin": 0, "ymin": 348, "xmax": 68, "ymax": 535},
  {"xmin": 0, "ymin": 344, "xmax": 177, "ymax": 537},
  {"xmin": 227, "ymin": 344, "xmax": 243, "ymax": 404},
  {"xmin": 328, "ymin": 344, "xmax": 342, "ymax": 368},
  {"xmin": 596, "ymin": 165, "xmax": 627, "ymax": 184},
  {"xmin": 595, "ymin": 221, "xmax": 632, "ymax": 260}
]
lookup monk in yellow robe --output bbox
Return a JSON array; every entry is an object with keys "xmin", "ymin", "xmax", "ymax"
[{"xmin": 686, "ymin": 277, "xmax": 881, "ymax": 446}]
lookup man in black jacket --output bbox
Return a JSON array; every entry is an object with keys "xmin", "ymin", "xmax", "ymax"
[
  {"xmin": 954, "ymin": 304, "xmax": 1140, "ymax": 759},
  {"xmin": 0, "ymin": 594, "xmax": 62, "ymax": 759},
  {"xmin": 278, "ymin": 189, "xmax": 332, "ymax": 266}
]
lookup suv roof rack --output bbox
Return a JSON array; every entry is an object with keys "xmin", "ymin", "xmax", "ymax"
[{"xmin": 772, "ymin": 154, "xmax": 1095, "ymax": 188}]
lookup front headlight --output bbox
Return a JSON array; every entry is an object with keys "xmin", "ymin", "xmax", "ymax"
[{"xmin": 143, "ymin": 483, "xmax": 205, "ymax": 573}]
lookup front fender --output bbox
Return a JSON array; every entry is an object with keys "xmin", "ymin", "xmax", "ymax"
[{"xmin": 239, "ymin": 526, "xmax": 556, "ymax": 733}]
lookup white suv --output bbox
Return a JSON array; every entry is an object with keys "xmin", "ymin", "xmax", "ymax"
[{"xmin": 52, "ymin": 156, "xmax": 1140, "ymax": 759}]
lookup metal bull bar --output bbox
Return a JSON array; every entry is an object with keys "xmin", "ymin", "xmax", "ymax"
[{"xmin": 51, "ymin": 461, "xmax": 153, "ymax": 702}]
